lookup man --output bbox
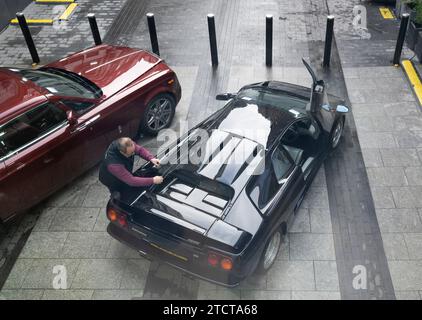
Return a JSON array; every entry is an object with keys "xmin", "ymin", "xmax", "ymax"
[{"xmin": 99, "ymin": 137, "xmax": 163, "ymax": 197}]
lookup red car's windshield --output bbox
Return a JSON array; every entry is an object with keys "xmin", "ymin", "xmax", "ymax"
[{"xmin": 13, "ymin": 68, "xmax": 102, "ymax": 99}]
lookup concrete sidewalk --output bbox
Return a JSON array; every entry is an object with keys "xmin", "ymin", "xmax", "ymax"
[
  {"xmin": 0, "ymin": 0, "xmax": 341, "ymax": 300},
  {"xmin": 0, "ymin": 0, "xmax": 127, "ymax": 67},
  {"xmin": 1, "ymin": 0, "xmax": 421, "ymax": 300},
  {"xmin": 327, "ymin": 0, "xmax": 422, "ymax": 300}
]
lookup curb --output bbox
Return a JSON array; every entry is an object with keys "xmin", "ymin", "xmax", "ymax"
[{"xmin": 401, "ymin": 59, "xmax": 422, "ymax": 107}]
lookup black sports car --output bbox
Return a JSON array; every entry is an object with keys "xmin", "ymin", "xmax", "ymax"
[{"xmin": 105, "ymin": 60, "xmax": 349, "ymax": 287}]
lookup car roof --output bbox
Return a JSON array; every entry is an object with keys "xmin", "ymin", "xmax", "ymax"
[
  {"xmin": 213, "ymin": 87, "xmax": 309, "ymax": 149},
  {"xmin": 157, "ymin": 89, "xmax": 310, "ymax": 201},
  {"xmin": 0, "ymin": 68, "xmax": 48, "ymax": 125},
  {"xmin": 197, "ymin": 87, "xmax": 310, "ymax": 192}
]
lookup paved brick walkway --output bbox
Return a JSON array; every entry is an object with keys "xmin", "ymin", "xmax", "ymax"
[
  {"xmin": 327, "ymin": 0, "xmax": 422, "ymax": 300},
  {"xmin": 0, "ymin": 0, "xmax": 126, "ymax": 67},
  {"xmin": 0, "ymin": 0, "xmax": 421, "ymax": 300}
]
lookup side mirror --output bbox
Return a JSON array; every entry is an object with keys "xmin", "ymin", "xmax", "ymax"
[
  {"xmin": 66, "ymin": 110, "xmax": 77, "ymax": 126},
  {"xmin": 321, "ymin": 104, "xmax": 349, "ymax": 113},
  {"xmin": 336, "ymin": 105, "xmax": 349, "ymax": 113},
  {"xmin": 216, "ymin": 93, "xmax": 235, "ymax": 100}
]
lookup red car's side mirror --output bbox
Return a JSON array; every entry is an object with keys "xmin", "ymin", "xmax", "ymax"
[{"xmin": 66, "ymin": 110, "xmax": 77, "ymax": 126}]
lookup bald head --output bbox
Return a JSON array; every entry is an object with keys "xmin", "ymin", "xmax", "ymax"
[{"xmin": 117, "ymin": 137, "xmax": 135, "ymax": 157}]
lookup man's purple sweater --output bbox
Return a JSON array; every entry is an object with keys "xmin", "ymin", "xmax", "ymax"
[{"xmin": 107, "ymin": 144, "xmax": 155, "ymax": 187}]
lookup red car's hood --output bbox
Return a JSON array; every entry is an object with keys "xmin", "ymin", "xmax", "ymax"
[{"xmin": 45, "ymin": 45, "xmax": 161, "ymax": 97}]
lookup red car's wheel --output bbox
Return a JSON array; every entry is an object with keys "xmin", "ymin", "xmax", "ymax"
[{"xmin": 140, "ymin": 93, "xmax": 176, "ymax": 136}]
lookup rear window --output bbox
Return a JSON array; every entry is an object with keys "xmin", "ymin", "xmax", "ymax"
[{"xmin": 0, "ymin": 102, "xmax": 66, "ymax": 158}]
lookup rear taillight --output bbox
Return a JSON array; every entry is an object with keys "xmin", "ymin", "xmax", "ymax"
[
  {"xmin": 107, "ymin": 209, "xmax": 118, "ymax": 222},
  {"xmin": 207, "ymin": 253, "xmax": 219, "ymax": 267},
  {"xmin": 107, "ymin": 208, "xmax": 128, "ymax": 228},
  {"xmin": 207, "ymin": 252, "xmax": 233, "ymax": 271},
  {"xmin": 220, "ymin": 258, "xmax": 233, "ymax": 271},
  {"xmin": 117, "ymin": 215, "xmax": 127, "ymax": 227}
]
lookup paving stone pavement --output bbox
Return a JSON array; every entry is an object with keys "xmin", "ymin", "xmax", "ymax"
[
  {"xmin": 0, "ymin": 0, "xmax": 127, "ymax": 67},
  {"xmin": 326, "ymin": 0, "xmax": 422, "ymax": 300},
  {"xmin": 0, "ymin": 0, "xmax": 344, "ymax": 300},
  {"xmin": 1, "ymin": 0, "xmax": 421, "ymax": 300},
  {"xmin": 340, "ymin": 65, "xmax": 422, "ymax": 300}
]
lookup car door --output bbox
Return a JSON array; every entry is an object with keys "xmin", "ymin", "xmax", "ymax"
[
  {"xmin": 0, "ymin": 101, "xmax": 69, "ymax": 221},
  {"xmin": 248, "ymin": 145, "xmax": 305, "ymax": 223},
  {"xmin": 0, "ymin": 161, "xmax": 6, "ymax": 221},
  {"xmin": 266, "ymin": 145, "xmax": 306, "ymax": 225},
  {"xmin": 60, "ymin": 94, "xmax": 136, "ymax": 171},
  {"xmin": 58, "ymin": 97, "xmax": 107, "ymax": 170},
  {"xmin": 15, "ymin": 66, "xmax": 137, "ymax": 171},
  {"xmin": 281, "ymin": 117, "xmax": 325, "ymax": 182}
]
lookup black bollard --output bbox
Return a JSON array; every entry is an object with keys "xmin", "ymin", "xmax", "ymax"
[
  {"xmin": 393, "ymin": 13, "xmax": 410, "ymax": 66},
  {"xmin": 87, "ymin": 13, "xmax": 102, "ymax": 46},
  {"xmin": 16, "ymin": 12, "xmax": 40, "ymax": 65},
  {"xmin": 323, "ymin": 15, "xmax": 335, "ymax": 68},
  {"xmin": 207, "ymin": 14, "xmax": 218, "ymax": 67},
  {"xmin": 266, "ymin": 14, "xmax": 273, "ymax": 67},
  {"xmin": 146, "ymin": 13, "xmax": 160, "ymax": 56}
]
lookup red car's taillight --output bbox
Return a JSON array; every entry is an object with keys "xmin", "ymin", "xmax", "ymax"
[
  {"xmin": 207, "ymin": 252, "xmax": 233, "ymax": 271},
  {"xmin": 107, "ymin": 208, "xmax": 128, "ymax": 228}
]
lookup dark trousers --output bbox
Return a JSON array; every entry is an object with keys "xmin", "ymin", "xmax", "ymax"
[
  {"xmin": 107, "ymin": 187, "xmax": 122, "ymax": 201},
  {"xmin": 106, "ymin": 185, "xmax": 147, "ymax": 204}
]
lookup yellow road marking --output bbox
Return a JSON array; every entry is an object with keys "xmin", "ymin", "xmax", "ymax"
[
  {"xmin": 402, "ymin": 60, "xmax": 422, "ymax": 106},
  {"xmin": 10, "ymin": 18, "xmax": 53, "ymax": 25},
  {"xmin": 150, "ymin": 243, "xmax": 188, "ymax": 261},
  {"xmin": 35, "ymin": 0, "xmax": 75, "ymax": 3},
  {"xmin": 379, "ymin": 7, "xmax": 394, "ymax": 19},
  {"xmin": 59, "ymin": 3, "xmax": 78, "ymax": 20}
]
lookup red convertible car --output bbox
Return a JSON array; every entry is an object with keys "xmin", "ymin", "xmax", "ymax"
[{"xmin": 0, "ymin": 44, "xmax": 181, "ymax": 224}]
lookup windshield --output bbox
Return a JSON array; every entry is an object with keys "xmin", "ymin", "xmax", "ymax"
[
  {"xmin": 238, "ymin": 88, "xmax": 308, "ymax": 113},
  {"xmin": 14, "ymin": 68, "xmax": 102, "ymax": 99}
]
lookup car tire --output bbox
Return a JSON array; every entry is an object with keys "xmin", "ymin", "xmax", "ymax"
[
  {"xmin": 0, "ymin": 222, "xmax": 6, "ymax": 236},
  {"xmin": 255, "ymin": 228, "xmax": 282, "ymax": 274},
  {"xmin": 329, "ymin": 116, "xmax": 345, "ymax": 149},
  {"xmin": 140, "ymin": 93, "xmax": 176, "ymax": 136}
]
